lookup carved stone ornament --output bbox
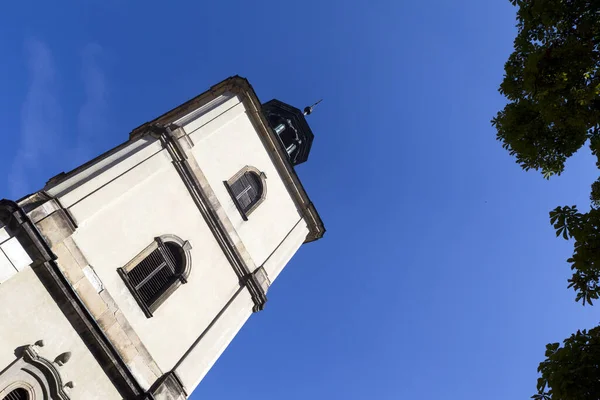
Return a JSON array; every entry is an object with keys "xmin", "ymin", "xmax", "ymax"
[{"xmin": 0, "ymin": 344, "xmax": 71, "ymax": 399}]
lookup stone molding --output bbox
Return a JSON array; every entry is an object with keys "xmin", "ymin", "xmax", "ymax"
[
  {"xmin": 224, "ymin": 165, "xmax": 268, "ymax": 221},
  {"xmin": 147, "ymin": 125, "xmax": 269, "ymax": 312},
  {"xmin": 0, "ymin": 344, "xmax": 72, "ymax": 400},
  {"xmin": 147, "ymin": 372, "xmax": 187, "ymax": 400},
  {"xmin": 129, "ymin": 76, "xmax": 324, "ymax": 243},
  {"xmin": 0, "ymin": 199, "xmax": 148, "ymax": 399},
  {"xmin": 117, "ymin": 235, "xmax": 193, "ymax": 318}
]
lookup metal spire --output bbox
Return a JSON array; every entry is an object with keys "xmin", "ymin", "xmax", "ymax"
[{"xmin": 303, "ymin": 99, "xmax": 323, "ymax": 116}]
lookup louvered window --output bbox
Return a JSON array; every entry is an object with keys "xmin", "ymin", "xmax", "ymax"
[
  {"xmin": 118, "ymin": 237, "xmax": 191, "ymax": 317},
  {"xmin": 226, "ymin": 168, "xmax": 265, "ymax": 219},
  {"xmin": 2, "ymin": 389, "xmax": 28, "ymax": 400}
]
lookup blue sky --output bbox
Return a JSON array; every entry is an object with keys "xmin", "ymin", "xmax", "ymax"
[{"xmin": 0, "ymin": 1, "xmax": 598, "ymax": 399}]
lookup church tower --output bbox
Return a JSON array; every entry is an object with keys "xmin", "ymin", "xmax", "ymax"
[{"xmin": 0, "ymin": 76, "xmax": 325, "ymax": 399}]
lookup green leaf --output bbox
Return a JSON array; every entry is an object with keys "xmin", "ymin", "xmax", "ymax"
[{"xmin": 493, "ymin": 2, "xmax": 600, "ymax": 397}]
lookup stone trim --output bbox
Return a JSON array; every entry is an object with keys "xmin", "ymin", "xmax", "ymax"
[
  {"xmin": 23, "ymin": 194, "xmax": 166, "ymax": 390},
  {"xmin": 53, "ymin": 235, "xmax": 163, "ymax": 390},
  {"xmin": 148, "ymin": 125, "xmax": 268, "ymax": 312},
  {"xmin": 0, "ymin": 384, "xmax": 36, "ymax": 400},
  {"xmin": 0, "ymin": 199, "xmax": 145, "ymax": 399},
  {"xmin": 224, "ymin": 165, "xmax": 267, "ymax": 220},
  {"xmin": 121, "ymin": 241, "xmax": 160, "ymax": 273},
  {"xmin": 129, "ymin": 76, "xmax": 325, "ymax": 243},
  {"xmin": 1, "ymin": 199, "xmax": 169, "ymax": 396},
  {"xmin": 237, "ymin": 88, "xmax": 324, "ymax": 242},
  {"xmin": 148, "ymin": 371, "xmax": 187, "ymax": 400},
  {"xmin": 19, "ymin": 192, "xmax": 78, "ymax": 229},
  {"xmin": 0, "ymin": 344, "xmax": 71, "ymax": 400},
  {"xmin": 172, "ymin": 127, "xmax": 259, "ymax": 272},
  {"xmin": 118, "ymin": 235, "xmax": 192, "ymax": 318}
]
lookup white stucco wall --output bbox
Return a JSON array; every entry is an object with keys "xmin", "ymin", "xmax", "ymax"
[
  {"xmin": 181, "ymin": 95, "xmax": 305, "ymax": 271},
  {"xmin": 66, "ymin": 150, "xmax": 242, "ymax": 372},
  {"xmin": 36, "ymin": 91, "xmax": 310, "ymax": 393},
  {"xmin": 175, "ymin": 289, "xmax": 253, "ymax": 393},
  {"xmin": 47, "ymin": 136, "xmax": 162, "ymax": 209},
  {"xmin": 0, "ymin": 266, "xmax": 121, "ymax": 399},
  {"xmin": 262, "ymin": 220, "xmax": 309, "ymax": 282}
]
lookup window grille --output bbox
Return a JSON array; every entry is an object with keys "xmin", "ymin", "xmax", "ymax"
[
  {"xmin": 118, "ymin": 237, "xmax": 190, "ymax": 317},
  {"xmin": 3, "ymin": 388, "xmax": 28, "ymax": 400},
  {"xmin": 230, "ymin": 172, "xmax": 262, "ymax": 212},
  {"xmin": 226, "ymin": 168, "xmax": 266, "ymax": 219}
]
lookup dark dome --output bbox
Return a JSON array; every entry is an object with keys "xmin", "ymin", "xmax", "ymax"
[{"xmin": 262, "ymin": 99, "xmax": 315, "ymax": 166}]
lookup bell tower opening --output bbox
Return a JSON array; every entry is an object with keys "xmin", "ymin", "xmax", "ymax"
[{"xmin": 262, "ymin": 99, "xmax": 318, "ymax": 167}]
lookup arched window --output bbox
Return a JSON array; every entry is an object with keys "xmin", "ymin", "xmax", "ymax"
[
  {"xmin": 118, "ymin": 235, "xmax": 192, "ymax": 317},
  {"xmin": 2, "ymin": 388, "xmax": 28, "ymax": 400},
  {"xmin": 225, "ymin": 167, "xmax": 267, "ymax": 220},
  {"xmin": 0, "ymin": 345, "xmax": 70, "ymax": 400}
]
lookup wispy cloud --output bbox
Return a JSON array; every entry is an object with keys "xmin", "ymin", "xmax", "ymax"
[
  {"xmin": 9, "ymin": 39, "xmax": 62, "ymax": 199},
  {"xmin": 8, "ymin": 41, "xmax": 111, "ymax": 199},
  {"xmin": 75, "ymin": 43, "xmax": 109, "ymax": 165}
]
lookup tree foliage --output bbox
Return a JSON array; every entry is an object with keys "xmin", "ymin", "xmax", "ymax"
[
  {"xmin": 533, "ymin": 327, "xmax": 600, "ymax": 400},
  {"xmin": 493, "ymin": 0, "xmax": 600, "ymax": 178},
  {"xmin": 493, "ymin": 1, "xmax": 600, "ymax": 398},
  {"xmin": 492, "ymin": 0, "xmax": 600, "ymax": 300},
  {"xmin": 550, "ymin": 205, "xmax": 600, "ymax": 305}
]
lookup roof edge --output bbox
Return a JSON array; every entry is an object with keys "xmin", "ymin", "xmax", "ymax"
[{"xmin": 130, "ymin": 76, "xmax": 325, "ymax": 242}]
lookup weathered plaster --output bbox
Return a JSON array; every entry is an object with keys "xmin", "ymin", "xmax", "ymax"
[{"xmin": 0, "ymin": 267, "xmax": 121, "ymax": 399}]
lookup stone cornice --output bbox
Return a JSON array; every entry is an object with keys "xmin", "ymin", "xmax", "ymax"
[{"xmin": 130, "ymin": 76, "xmax": 325, "ymax": 243}]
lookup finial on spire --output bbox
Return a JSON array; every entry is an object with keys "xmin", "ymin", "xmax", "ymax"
[{"xmin": 303, "ymin": 99, "xmax": 323, "ymax": 116}]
